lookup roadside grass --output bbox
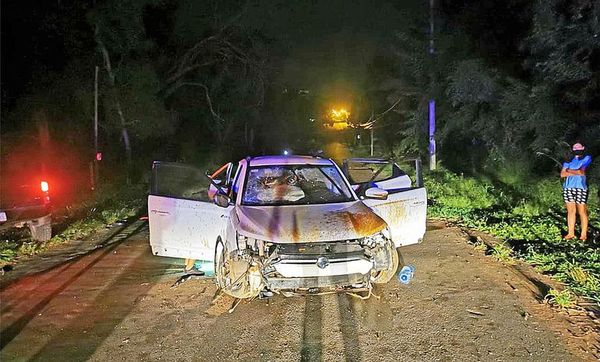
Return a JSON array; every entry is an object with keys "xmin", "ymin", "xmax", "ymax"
[
  {"xmin": 0, "ymin": 184, "xmax": 145, "ymax": 264},
  {"xmin": 545, "ymin": 289, "xmax": 577, "ymax": 309},
  {"xmin": 490, "ymin": 242, "xmax": 514, "ymax": 264},
  {"xmin": 426, "ymin": 169, "xmax": 600, "ymax": 307}
]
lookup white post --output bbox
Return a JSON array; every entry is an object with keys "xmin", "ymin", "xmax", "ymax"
[
  {"xmin": 94, "ymin": 66, "xmax": 99, "ymax": 155},
  {"xmin": 370, "ymin": 128, "xmax": 374, "ymax": 156},
  {"xmin": 93, "ymin": 66, "xmax": 99, "ymax": 190}
]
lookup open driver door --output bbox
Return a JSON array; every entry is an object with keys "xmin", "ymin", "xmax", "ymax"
[{"xmin": 148, "ymin": 161, "xmax": 231, "ymax": 261}]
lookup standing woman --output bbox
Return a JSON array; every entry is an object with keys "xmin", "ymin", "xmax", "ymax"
[{"xmin": 560, "ymin": 143, "xmax": 592, "ymax": 240}]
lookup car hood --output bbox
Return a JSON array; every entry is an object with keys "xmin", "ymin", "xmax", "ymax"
[{"xmin": 235, "ymin": 201, "xmax": 386, "ymax": 243}]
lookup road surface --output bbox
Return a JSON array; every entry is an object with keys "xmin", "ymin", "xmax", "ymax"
[{"xmin": 1, "ymin": 220, "xmax": 598, "ymax": 361}]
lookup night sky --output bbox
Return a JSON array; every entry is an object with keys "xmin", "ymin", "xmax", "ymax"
[
  {"xmin": 1, "ymin": 0, "xmax": 533, "ymax": 122},
  {"xmin": 1, "ymin": 0, "xmax": 94, "ymax": 115},
  {"xmin": 1, "ymin": 1, "xmax": 427, "ymax": 121}
]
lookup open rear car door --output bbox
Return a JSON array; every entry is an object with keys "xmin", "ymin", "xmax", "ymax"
[
  {"xmin": 343, "ymin": 158, "xmax": 427, "ymax": 247},
  {"xmin": 148, "ymin": 162, "xmax": 231, "ymax": 261}
]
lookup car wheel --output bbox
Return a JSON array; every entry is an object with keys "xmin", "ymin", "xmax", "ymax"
[
  {"xmin": 214, "ymin": 239, "xmax": 263, "ymax": 299},
  {"xmin": 371, "ymin": 241, "xmax": 399, "ymax": 284},
  {"xmin": 214, "ymin": 239, "xmax": 227, "ymax": 288},
  {"xmin": 29, "ymin": 221, "xmax": 52, "ymax": 242}
]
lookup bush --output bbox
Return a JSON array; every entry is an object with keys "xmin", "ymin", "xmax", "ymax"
[
  {"xmin": 511, "ymin": 179, "xmax": 563, "ymax": 216},
  {"xmin": 487, "ymin": 154, "xmax": 534, "ymax": 188},
  {"xmin": 426, "ymin": 170, "xmax": 497, "ymax": 211}
]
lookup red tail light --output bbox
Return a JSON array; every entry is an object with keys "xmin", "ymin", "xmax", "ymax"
[{"xmin": 41, "ymin": 181, "xmax": 49, "ymax": 192}]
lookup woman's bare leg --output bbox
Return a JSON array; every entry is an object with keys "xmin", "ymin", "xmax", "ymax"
[
  {"xmin": 576, "ymin": 203, "xmax": 588, "ymax": 240},
  {"xmin": 565, "ymin": 202, "xmax": 577, "ymax": 238},
  {"xmin": 184, "ymin": 258, "xmax": 196, "ymax": 270}
]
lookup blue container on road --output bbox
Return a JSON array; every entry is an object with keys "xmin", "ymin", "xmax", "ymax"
[{"xmin": 397, "ymin": 265, "xmax": 415, "ymax": 284}]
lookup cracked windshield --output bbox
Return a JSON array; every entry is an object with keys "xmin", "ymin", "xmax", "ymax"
[{"xmin": 243, "ymin": 165, "xmax": 353, "ymax": 205}]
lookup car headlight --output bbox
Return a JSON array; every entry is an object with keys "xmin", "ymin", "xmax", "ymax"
[
  {"xmin": 237, "ymin": 233, "xmax": 269, "ymax": 256},
  {"xmin": 380, "ymin": 227, "xmax": 391, "ymax": 240}
]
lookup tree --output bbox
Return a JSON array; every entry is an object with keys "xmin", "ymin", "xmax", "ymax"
[
  {"xmin": 159, "ymin": 0, "xmax": 268, "ymax": 157},
  {"xmin": 88, "ymin": 0, "xmax": 170, "ymax": 182},
  {"xmin": 525, "ymin": 0, "xmax": 600, "ymax": 150}
]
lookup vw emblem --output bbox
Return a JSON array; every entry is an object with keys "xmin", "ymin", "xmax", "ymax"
[{"xmin": 316, "ymin": 256, "xmax": 329, "ymax": 269}]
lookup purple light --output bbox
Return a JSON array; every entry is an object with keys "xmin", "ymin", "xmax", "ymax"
[
  {"xmin": 429, "ymin": 100, "xmax": 435, "ymax": 136},
  {"xmin": 429, "ymin": 99, "xmax": 436, "ymax": 154}
]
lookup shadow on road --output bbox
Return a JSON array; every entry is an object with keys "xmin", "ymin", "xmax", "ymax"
[
  {"xmin": 0, "ymin": 221, "xmax": 163, "ymax": 361},
  {"xmin": 337, "ymin": 294, "xmax": 362, "ymax": 361},
  {"xmin": 300, "ymin": 295, "xmax": 323, "ymax": 361}
]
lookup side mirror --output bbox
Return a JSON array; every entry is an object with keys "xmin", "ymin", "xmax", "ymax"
[
  {"xmin": 364, "ymin": 187, "xmax": 388, "ymax": 200},
  {"xmin": 214, "ymin": 193, "xmax": 230, "ymax": 208}
]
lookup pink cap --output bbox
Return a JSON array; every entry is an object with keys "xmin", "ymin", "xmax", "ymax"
[{"xmin": 572, "ymin": 143, "xmax": 585, "ymax": 151}]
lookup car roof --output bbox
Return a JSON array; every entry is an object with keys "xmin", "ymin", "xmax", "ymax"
[{"xmin": 248, "ymin": 155, "xmax": 334, "ymax": 167}]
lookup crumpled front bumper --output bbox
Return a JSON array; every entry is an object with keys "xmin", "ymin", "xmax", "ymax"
[
  {"xmin": 261, "ymin": 242, "xmax": 383, "ymax": 292},
  {"xmin": 266, "ymin": 273, "xmax": 369, "ymax": 291}
]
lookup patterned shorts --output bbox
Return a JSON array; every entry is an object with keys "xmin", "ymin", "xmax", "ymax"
[{"xmin": 563, "ymin": 188, "xmax": 588, "ymax": 204}]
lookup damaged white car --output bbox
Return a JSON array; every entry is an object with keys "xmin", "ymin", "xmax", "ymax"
[{"xmin": 148, "ymin": 155, "xmax": 427, "ymax": 298}]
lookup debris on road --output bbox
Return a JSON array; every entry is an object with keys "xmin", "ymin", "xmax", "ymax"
[{"xmin": 466, "ymin": 309, "xmax": 485, "ymax": 316}]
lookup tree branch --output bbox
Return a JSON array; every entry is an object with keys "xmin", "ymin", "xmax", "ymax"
[{"xmin": 177, "ymin": 82, "xmax": 227, "ymax": 125}]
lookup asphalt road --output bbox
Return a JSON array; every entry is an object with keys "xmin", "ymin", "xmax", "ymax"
[{"xmin": 1, "ymin": 221, "xmax": 597, "ymax": 361}]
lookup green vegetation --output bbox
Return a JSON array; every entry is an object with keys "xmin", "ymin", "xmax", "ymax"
[
  {"xmin": 0, "ymin": 185, "xmax": 144, "ymax": 264},
  {"xmin": 545, "ymin": 289, "xmax": 577, "ymax": 309},
  {"xmin": 490, "ymin": 243, "xmax": 514, "ymax": 264},
  {"xmin": 427, "ymin": 169, "xmax": 600, "ymax": 306}
]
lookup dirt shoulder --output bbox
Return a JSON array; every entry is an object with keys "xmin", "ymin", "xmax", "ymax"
[{"xmin": 1, "ymin": 221, "xmax": 598, "ymax": 361}]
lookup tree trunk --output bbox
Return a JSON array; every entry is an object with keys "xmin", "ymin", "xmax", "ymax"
[
  {"xmin": 119, "ymin": 107, "xmax": 132, "ymax": 185},
  {"xmin": 97, "ymin": 32, "xmax": 132, "ymax": 184}
]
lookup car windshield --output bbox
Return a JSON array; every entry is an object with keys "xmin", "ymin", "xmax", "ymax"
[{"xmin": 242, "ymin": 165, "xmax": 355, "ymax": 206}]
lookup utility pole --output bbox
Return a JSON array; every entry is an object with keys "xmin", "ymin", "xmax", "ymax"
[
  {"xmin": 428, "ymin": 0, "xmax": 437, "ymax": 170},
  {"xmin": 93, "ymin": 65, "xmax": 99, "ymax": 190},
  {"xmin": 370, "ymin": 128, "xmax": 374, "ymax": 156}
]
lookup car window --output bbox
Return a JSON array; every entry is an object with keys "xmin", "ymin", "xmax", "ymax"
[
  {"xmin": 151, "ymin": 162, "xmax": 209, "ymax": 201},
  {"xmin": 230, "ymin": 162, "xmax": 242, "ymax": 199},
  {"xmin": 242, "ymin": 165, "xmax": 354, "ymax": 206},
  {"xmin": 346, "ymin": 162, "xmax": 406, "ymax": 183}
]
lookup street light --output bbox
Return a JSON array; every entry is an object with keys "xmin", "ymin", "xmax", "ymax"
[
  {"xmin": 323, "ymin": 107, "xmax": 351, "ymax": 130},
  {"xmin": 330, "ymin": 108, "xmax": 350, "ymax": 122}
]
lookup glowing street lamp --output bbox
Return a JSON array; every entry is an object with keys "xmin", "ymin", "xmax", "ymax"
[
  {"xmin": 326, "ymin": 108, "xmax": 351, "ymax": 130},
  {"xmin": 330, "ymin": 108, "xmax": 350, "ymax": 123}
]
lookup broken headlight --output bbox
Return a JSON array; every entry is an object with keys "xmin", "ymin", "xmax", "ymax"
[
  {"xmin": 236, "ymin": 233, "xmax": 269, "ymax": 256},
  {"xmin": 359, "ymin": 231, "xmax": 389, "ymax": 248}
]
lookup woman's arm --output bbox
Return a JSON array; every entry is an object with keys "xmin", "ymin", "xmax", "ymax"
[
  {"xmin": 570, "ymin": 168, "xmax": 586, "ymax": 175},
  {"xmin": 561, "ymin": 168, "xmax": 585, "ymax": 177}
]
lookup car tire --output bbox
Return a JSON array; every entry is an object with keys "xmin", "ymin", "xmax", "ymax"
[
  {"xmin": 29, "ymin": 221, "xmax": 52, "ymax": 242},
  {"xmin": 371, "ymin": 241, "xmax": 399, "ymax": 284},
  {"xmin": 214, "ymin": 239, "xmax": 226, "ymax": 288},
  {"xmin": 214, "ymin": 239, "xmax": 262, "ymax": 299}
]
